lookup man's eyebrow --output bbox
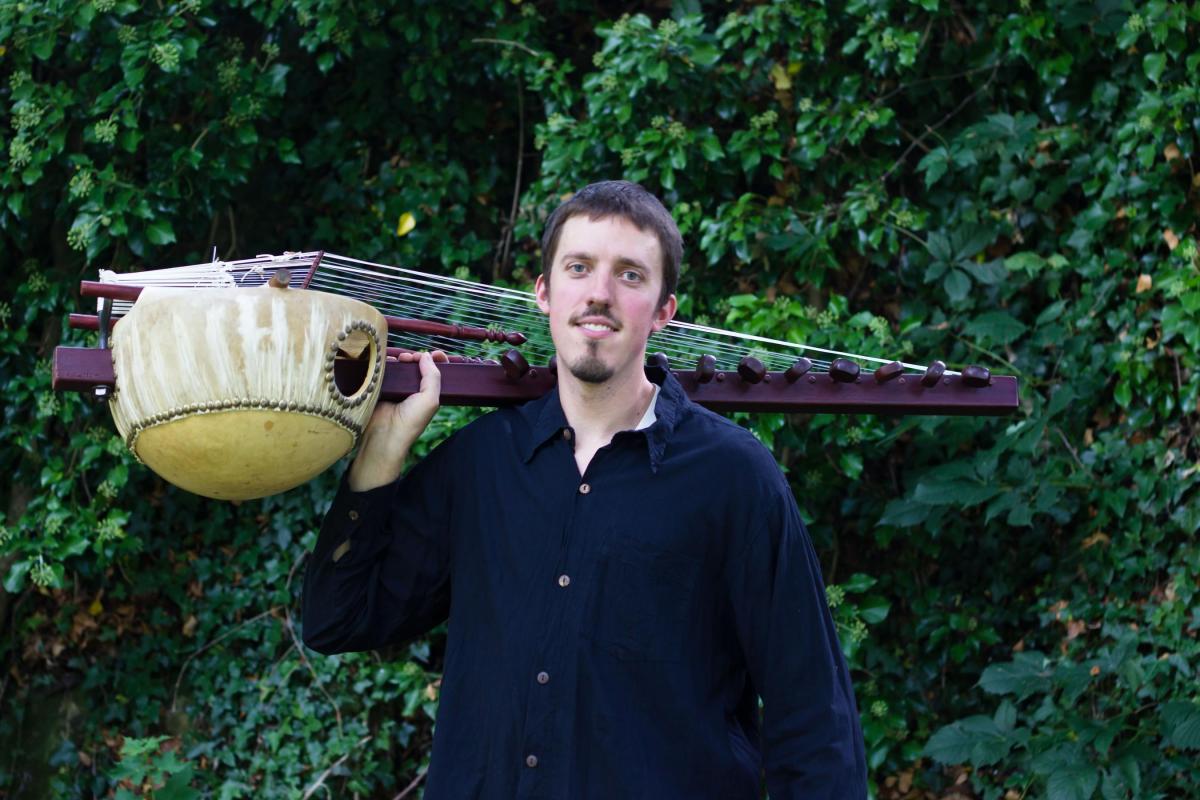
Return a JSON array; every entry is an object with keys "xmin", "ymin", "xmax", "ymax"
[{"xmin": 558, "ymin": 251, "xmax": 595, "ymax": 264}]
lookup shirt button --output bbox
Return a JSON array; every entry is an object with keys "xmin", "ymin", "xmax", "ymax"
[
  {"xmin": 557, "ymin": 574, "xmax": 571, "ymax": 588},
  {"xmin": 579, "ymin": 483, "xmax": 591, "ymax": 494},
  {"xmin": 536, "ymin": 671, "xmax": 550, "ymax": 685},
  {"xmin": 562, "ymin": 428, "xmax": 572, "ymax": 441},
  {"xmin": 348, "ymin": 510, "xmax": 359, "ymax": 521},
  {"xmin": 525, "ymin": 754, "xmax": 539, "ymax": 768}
]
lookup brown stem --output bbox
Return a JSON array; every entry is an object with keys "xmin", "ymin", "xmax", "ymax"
[
  {"xmin": 171, "ymin": 605, "xmax": 283, "ymax": 712},
  {"xmin": 879, "ymin": 63, "xmax": 1000, "ymax": 184}
]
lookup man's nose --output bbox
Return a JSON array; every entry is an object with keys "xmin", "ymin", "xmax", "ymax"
[{"xmin": 585, "ymin": 268, "xmax": 615, "ymax": 305}]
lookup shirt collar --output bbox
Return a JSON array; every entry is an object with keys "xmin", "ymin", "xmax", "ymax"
[
  {"xmin": 634, "ymin": 384, "xmax": 660, "ymax": 430},
  {"xmin": 518, "ymin": 369, "xmax": 688, "ymax": 473}
]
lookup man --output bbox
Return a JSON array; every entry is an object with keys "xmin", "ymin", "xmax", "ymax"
[{"xmin": 303, "ymin": 181, "xmax": 867, "ymax": 798}]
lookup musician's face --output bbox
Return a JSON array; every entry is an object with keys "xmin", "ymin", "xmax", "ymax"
[{"xmin": 535, "ymin": 214, "xmax": 676, "ymax": 386}]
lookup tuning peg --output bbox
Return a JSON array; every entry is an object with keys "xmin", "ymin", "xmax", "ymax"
[
  {"xmin": 501, "ymin": 349, "xmax": 530, "ymax": 380},
  {"xmin": 737, "ymin": 356, "xmax": 766, "ymax": 384},
  {"xmin": 921, "ymin": 360, "xmax": 945, "ymax": 387},
  {"xmin": 695, "ymin": 354, "xmax": 716, "ymax": 384},
  {"xmin": 784, "ymin": 357, "xmax": 813, "ymax": 383},
  {"xmin": 873, "ymin": 360, "xmax": 904, "ymax": 383},
  {"xmin": 829, "ymin": 358, "xmax": 860, "ymax": 383},
  {"xmin": 648, "ymin": 352, "xmax": 670, "ymax": 371},
  {"xmin": 961, "ymin": 365, "xmax": 991, "ymax": 388}
]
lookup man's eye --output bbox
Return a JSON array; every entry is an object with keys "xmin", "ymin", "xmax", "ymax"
[
  {"xmin": 567, "ymin": 262, "xmax": 587, "ymax": 273},
  {"xmin": 621, "ymin": 270, "xmax": 643, "ymax": 282}
]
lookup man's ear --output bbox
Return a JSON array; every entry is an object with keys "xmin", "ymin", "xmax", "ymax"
[
  {"xmin": 651, "ymin": 293, "xmax": 677, "ymax": 332},
  {"xmin": 534, "ymin": 274, "xmax": 550, "ymax": 314}
]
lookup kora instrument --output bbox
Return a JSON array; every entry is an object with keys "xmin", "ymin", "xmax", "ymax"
[{"xmin": 54, "ymin": 251, "xmax": 1018, "ymax": 500}]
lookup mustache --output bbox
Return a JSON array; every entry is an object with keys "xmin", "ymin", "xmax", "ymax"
[{"xmin": 569, "ymin": 304, "xmax": 621, "ymax": 330}]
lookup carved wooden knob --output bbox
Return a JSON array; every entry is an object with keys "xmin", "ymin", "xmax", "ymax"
[
  {"xmin": 873, "ymin": 361, "xmax": 904, "ymax": 383},
  {"xmin": 961, "ymin": 365, "xmax": 991, "ymax": 388},
  {"xmin": 506, "ymin": 331, "xmax": 528, "ymax": 346},
  {"xmin": 501, "ymin": 349, "xmax": 530, "ymax": 381},
  {"xmin": 737, "ymin": 356, "xmax": 766, "ymax": 384},
  {"xmin": 695, "ymin": 354, "xmax": 716, "ymax": 384},
  {"xmin": 921, "ymin": 360, "xmax": 945, "ymax": 387},
  {"xmin": 784, "ymin": 357, "xmax": 813, "ymax": 383},
  {"xmin": 829, "ymin": 358, "xmax": 860, "ymax": 383}
]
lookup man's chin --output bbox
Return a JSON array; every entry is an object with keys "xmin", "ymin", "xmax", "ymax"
[{"xmin": 567, "ymin": 355, "xmax": 614, "ymax": 384}]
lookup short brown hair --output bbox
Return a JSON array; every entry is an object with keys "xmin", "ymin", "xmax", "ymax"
[{"xmin": 539, "ymin": 180, "xmax": 682, "ymax": 308}]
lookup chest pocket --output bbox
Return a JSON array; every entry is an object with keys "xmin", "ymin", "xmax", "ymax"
[{"xmin": 589, "ymin": 533, "xmax": 704, "ymax": 662}]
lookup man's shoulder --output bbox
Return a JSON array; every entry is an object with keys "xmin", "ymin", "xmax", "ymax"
[
  {"xmin": 673, "ymin": 400, "xmax": 784, "ymax": 477},
  {"xmin": 443, "ymin": 402, "xmax": 539, "ymax": 447}
]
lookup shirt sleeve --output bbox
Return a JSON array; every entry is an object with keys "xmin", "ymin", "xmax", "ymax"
[
  {"xmin": 724, "ymin": 468, "xmax": 868, "ymax": 799},
  {"xmin": 301, "ymin": 435, "xmax": 457, "ymax": 655}
]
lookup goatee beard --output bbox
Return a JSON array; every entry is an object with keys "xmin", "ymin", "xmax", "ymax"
[{"xmin": 568, "ymin": 345, "xmax": 614, "ymax": 384}]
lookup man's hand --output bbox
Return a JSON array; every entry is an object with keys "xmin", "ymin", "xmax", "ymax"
[{"xmin": 348, "ymin": 350, "xmax": 448, "ymax": 491}]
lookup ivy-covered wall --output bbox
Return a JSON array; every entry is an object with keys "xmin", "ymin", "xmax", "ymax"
[{"xmin": 1, "ymin": 1, "xmax": 1198, "ymax": 798}]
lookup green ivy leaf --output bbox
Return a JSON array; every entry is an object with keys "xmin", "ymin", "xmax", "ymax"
[
  {"xmin": 840, "ymin": 573, "xmax": 877, "ymax": 593},
  {"xmin": 926, "ymin": 231, "xmax": 954, "ymax": 264},
  {"xmin": 1101, "ymin": 754, "xmax": 1141, "ymax": 800},
  {"xmin": 913, "ymin": 480, "xmax": 1002, "ymax": 506},
  {"xmin": 994, "ymin": 699, "xmax": 1017, "ymax": 732},
  {"xmin": 978, "ymin": 652, "xmax": 1053, "ymax": 700},
  {"xmin": 944, "ymin": 269, "xmax": 970, "ymax": 301},
  {"xmin": 145, "ymin": 220, "xmax": 176, "ymax": 246},
  {"xmin": 1046, "ymin": 765, "xmax": 1100, "ymax": 800},
  {"xmin": 2, "ymin": 560, "xmax": 31, "ymax": 594},
  {"xmin": 689, "ymin": 43, "xmax": 721, "ymax": 67},
  {"xmin": 924, "ymin": 715, "xmax": 1012, "ymax": 766},
  {"xmin": 964, "ymin": 311, "xmax": 1028, "ymax": 345},
  {"xmin": 968, "ymin": 260, "xmax": 1008, "ymax": 285},
  {"xmin": 1113, "ymin": 378, "xmax": 1132, "ymax": 408},
  {"xmin": 699, "ymin": 134, "xmax": 723, "ymax": 161},
  {"xmin": 1005, "ymin": 252, "xmax": 1045, "ymax": 275},
  {"xmin": 858, "ymin": 596, "xmax": 890, "ymax": 624},
  {"xmin": 917, "ymin": 147, "xmax": 949, "ymax": 187},
  {"xmin": 1161, "ymin": 701, "xmax": 1200, "ymax": 749},
  {"xmin": 1142, "ymin": 53, "xmax": 1167, "ymax": 84}
]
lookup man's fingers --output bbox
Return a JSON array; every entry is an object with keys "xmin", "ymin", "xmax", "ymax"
[
  {"xmin": 417, "ymin": 350, "xmax": 443, "ymax": 397},
  {"xmin": 394, "ymin": 349, "xmax": 447, "ymax": 364}
]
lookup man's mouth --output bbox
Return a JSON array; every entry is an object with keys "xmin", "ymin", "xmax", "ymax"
[{"xmin": 571, "ymin": 313, "xmax": 620, "ymax": 335}]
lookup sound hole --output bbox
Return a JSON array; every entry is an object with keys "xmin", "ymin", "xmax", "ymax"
[{"xmin": 332, "ymin": 328, "xmax": 377, "ymax": 401}]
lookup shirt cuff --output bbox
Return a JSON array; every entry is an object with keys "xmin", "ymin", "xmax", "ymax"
[{"xmin": 314, "ymin": 470, "xmax": 399, "ymax": 565}]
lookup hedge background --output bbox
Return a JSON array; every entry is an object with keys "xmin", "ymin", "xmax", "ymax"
[{"xmin": 1, "ymin": 1, "xmax": 1198, "ymax": 798}]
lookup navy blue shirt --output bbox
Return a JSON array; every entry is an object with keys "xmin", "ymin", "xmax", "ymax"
[{"xmin": 302, "ymin": 371, "xmax": 866, "ymax": 799}]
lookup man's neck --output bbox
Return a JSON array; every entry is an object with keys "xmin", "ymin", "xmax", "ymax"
[{"xmin": 557, "ymin": 365, "xmax": 657, "ymax": 473}]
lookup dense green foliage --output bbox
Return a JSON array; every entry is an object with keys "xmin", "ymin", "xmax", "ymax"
[{"xmin": 2, "ymin": 0, "xmax": 1198, "ymax": 797}]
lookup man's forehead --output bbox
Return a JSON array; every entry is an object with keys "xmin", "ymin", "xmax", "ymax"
[{"xmin": 556, "ymin": 214, "xmax": 662, "ymax": 263}]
